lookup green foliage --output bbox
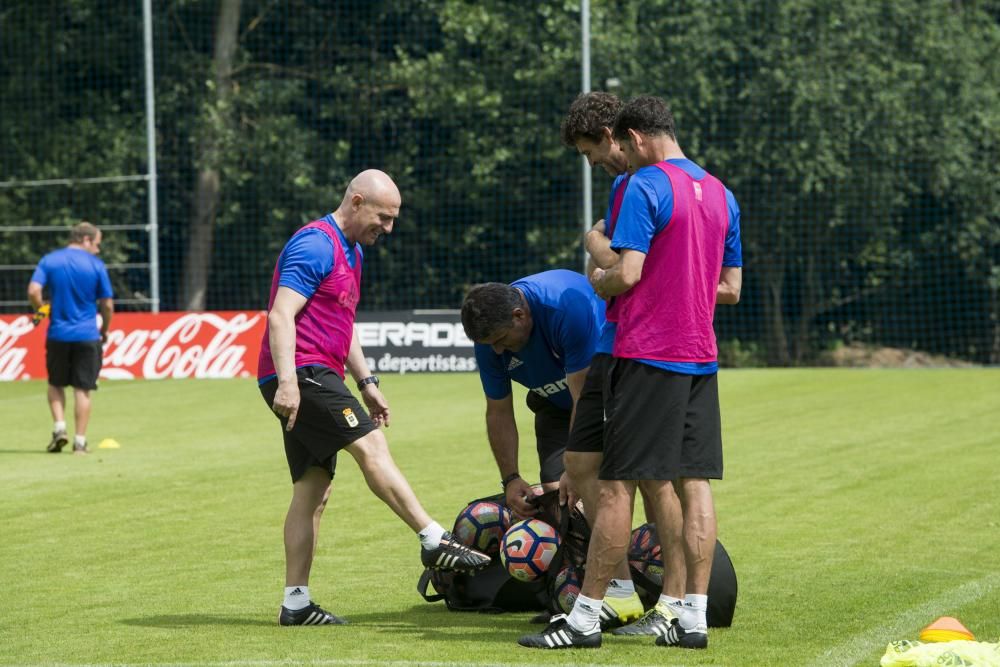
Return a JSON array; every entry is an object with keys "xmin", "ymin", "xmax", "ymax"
[
  {"xmin": 718, "ymin": 338, "xmax": 765, "ymax": 368},
  {"xmin": 610, "ymin": 0, "xmax": 1000, "ymax": 364},
  {"xmin": 0, "ymin": 1, "xmax": 146, "ymax": 304},
  {"xmin": 1, "ymin": 0, "xmax": 997, "ymax": 362},
  {"xmin": 1, "ymin": 370, "xmax": 999, "ymax": 664}
]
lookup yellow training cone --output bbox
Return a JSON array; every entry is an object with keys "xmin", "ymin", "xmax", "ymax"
[
  {"xmin": 97, "ymin": 439, "xmax": 121, "ymax": 449},
  {"xmin": 919, "ymin": 616, "xmax": 974, "ymax": 642}
]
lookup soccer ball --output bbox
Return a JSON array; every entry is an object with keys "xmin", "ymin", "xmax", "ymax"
[
  {"xmin": 452, "ymin": 500, "xmax": 512, "ymax": 556},
  {"xmin": 552, "ymin": 564, "xmax": 582, "ymax": 613},
  {"xmin": 500, "ymin": 518, "xmax": 560, "ymax": 582},
  {"xmin": 629, "ymin": 522, "xmax": 664, "ymax": 584}
]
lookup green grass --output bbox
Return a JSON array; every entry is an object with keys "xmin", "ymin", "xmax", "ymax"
[{"xmin": 1, "ymin": 369, "xmax": 998, "ymax": 666}]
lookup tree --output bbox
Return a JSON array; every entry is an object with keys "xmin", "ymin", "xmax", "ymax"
[
  {"xmin": 3, "ymin": 0, "xmax": 996, "ymax": 365},
  {"xmin": 611, "ymin": 0, "xmax": 1000, "ymax": 364},
  {"xmin": 180, "ymin": 0, "xmax": 241, "ymax": 311},
  {"xmin": 0, "ymin": 0, "xmax": 147, "ymax": 307}
]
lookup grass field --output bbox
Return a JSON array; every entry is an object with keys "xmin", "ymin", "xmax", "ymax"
[{"xmin": 1, "ymin": 369, "xmax": 998, "ymax": 667}]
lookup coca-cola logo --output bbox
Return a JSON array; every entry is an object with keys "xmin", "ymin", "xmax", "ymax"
[
  {"xmin": 0, "ymin": 316, "xmax": 34, "ymax": 380},
  {"xmin": 102, "ymin": 312, "xmax": 263, "ymax": 379}
]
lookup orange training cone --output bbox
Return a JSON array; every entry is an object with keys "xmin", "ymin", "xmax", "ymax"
[{"xmin": 919, "ymin": 616, "xmax": 974, "ymax": 643}]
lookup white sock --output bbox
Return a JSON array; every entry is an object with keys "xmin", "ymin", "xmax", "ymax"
[
  {"xmin": 54, "ymin": 421, "xmax": 66, "ymax": 433},
  {"xmin": 607, "ymin": 579, "xmax": 635, "ymax": 597},
  {"xmin": 566, "ymin": 594, "xmax": 602, "ymax": 633},
  {"xmin": 658, "ymin": 594, "xmax": 683, "ymax": 608},
  {"xmin": 680, "ymin": 593, "xmax": 708, "ymax": 631},
  {"xmin": 418, "ymin": 522, "xmax": 446, "ymax": 549},
  {"xmin": 283, "ymin": 585, "xmax": 310, "ymax": 610},
  {"xmin": 74, "ymin": 434, "xmax": 87, "ymax": 447},
  {"xmin": 657, "ymin": 594, "xmax": 684, "ymax": 617}
]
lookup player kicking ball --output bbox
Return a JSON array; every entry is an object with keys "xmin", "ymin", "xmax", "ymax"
[{"xmin": 259, "ymin": 170, "xmax": 491, "ymax": 626}]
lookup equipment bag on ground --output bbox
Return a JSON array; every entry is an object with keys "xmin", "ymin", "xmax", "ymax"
[
  {"xmin": 417, "ymin": 492, "xmax": 547, "ymax": 613},
  {"xmin": 628, "ymin": 521, "xmax": 738, "ymax": 627},
  {"xmin": 416, "ymin": 490, "xmax": 737, "ymax": 626}
]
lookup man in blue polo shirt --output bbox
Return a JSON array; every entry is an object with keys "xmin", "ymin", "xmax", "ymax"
[
  {"xmin": 460, "ymin": 269, "xmax": 604, "ymax": 517},
  {"xmin": 28, "ymin": 221, "xmax": 114, "ymax": 454}
]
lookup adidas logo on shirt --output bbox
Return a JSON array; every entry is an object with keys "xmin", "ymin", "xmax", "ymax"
[{"xmin": 507, "ymin": 357, "xmax": 524, "ymax": 371}]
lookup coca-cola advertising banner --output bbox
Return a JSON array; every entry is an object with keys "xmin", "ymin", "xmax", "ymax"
[
  {"xmin": 0, "ymin": 311, "xmax": 266, "ymax": 381},
  {"xmin": 1, "ymin": 310, "xmax": 477, "ymax": 381}
]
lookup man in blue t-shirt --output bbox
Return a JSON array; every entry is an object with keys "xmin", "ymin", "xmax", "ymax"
[
  {"xmin": 28, "ymin": 221, "xmax": 114, "ymax": 454},
  {"xmin": 461, "ymin": 269, "xmax": 604, "ymax": 517}
]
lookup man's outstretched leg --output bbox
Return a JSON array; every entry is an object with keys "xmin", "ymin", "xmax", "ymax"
[{"xmin": 345, "ymin": 430, "xmax": 491, "ymax": 573}]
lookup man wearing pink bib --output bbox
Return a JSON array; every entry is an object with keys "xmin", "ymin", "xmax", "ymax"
[
  {"xmin": 259, "ymin": 170, "xmax": 490, "ymax": 627},
  {"xmin": 520, "ymin": 97, "xmax": 742, "ymax": 651}
]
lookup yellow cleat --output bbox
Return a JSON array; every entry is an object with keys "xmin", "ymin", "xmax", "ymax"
[{"xmin": 599, "ymin": 591, "xmax": 646, "ymax": 629}]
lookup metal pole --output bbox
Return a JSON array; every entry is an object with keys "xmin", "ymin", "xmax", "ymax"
[
  {"xmin": 580, "ymin": 0, "xmax": 592, "ymax": 275},
  {"xmin": 143, "ymin": 0, "xmax": 161, "ymax": 312}
]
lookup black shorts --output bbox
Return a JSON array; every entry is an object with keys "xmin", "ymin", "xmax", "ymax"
[
  {"xmin": 601, "ymin": 358, "xmax": 723, "ymax": 481},
  {"xmin": 566, "ymin": 353, "xmax": 611, "ymax": 454},
  {"xmin": 525, "ymin": 390, "xmax": 570, "ymax": 483},
  {"xmin": 46, "ymin": 339, "xmax": 103, "ymax": 390},
  {"xmin": 259, "ymin": 366, "xmax": 377, "ymax": 482}
]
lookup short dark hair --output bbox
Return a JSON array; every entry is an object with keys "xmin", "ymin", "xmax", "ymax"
[
  {"xmin": 70, "ymin": 221, "xmax": 100, "ymax": 243},
  {"xmin": 612, "ymin": 95, "xmax": 676, "ymax": 142},
  {"xmin": 560, "ymin": 92, "xmax": 622, "ymax": 147},
  {"xmin": 461, "ymin": 283, "xmax": 522, "ymax": 341}
]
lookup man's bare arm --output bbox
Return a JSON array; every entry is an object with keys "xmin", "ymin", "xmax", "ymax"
[{"xmin": 717, "ymin": 266, "xmax": 742, "ymax": 305}]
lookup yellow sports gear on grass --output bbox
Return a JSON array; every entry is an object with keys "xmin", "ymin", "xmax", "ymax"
[{"xmin": 880, "ymin": 639, "xmax": 1000, "ymax": 666}]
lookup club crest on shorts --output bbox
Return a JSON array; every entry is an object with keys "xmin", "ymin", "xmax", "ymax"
[{"xmin": 342, "ymin": 408, "xmax": 359, "ymax": 428}]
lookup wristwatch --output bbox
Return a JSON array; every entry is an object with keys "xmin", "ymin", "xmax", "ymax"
[{"xmin": 356, "ymin": 375, "xmax": 380, "ymax": 391}]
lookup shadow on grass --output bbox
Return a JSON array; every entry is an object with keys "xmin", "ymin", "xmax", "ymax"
[
  {"xmin": 121, "ymin": 614, "xmax": 274, "ymax": 628},
  {"xmin": 121, "ymin": 605, "xmax": 539, "ymax": 642},
  {"xmin": 336, "ymin": 604, "xmax": 541, "ymax": 643}
]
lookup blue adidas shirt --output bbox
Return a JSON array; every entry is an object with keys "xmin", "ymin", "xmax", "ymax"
[
  {"xmin": 612, "ymin": 159, "xmax": 743, "ymax": 375},
  {"xmin": 30, "ymin": 247, "xmax": 113, "ymax": 342},
  {"xmin": 474, "ymin": 270, "xmax": 605, "ymax": 411}
]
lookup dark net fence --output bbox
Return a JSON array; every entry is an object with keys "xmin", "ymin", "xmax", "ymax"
[{"xmin": 2, "ymin": 0, "xmax": 998, "ymax": 365}]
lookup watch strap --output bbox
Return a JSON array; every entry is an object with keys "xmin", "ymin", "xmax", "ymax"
[{"xmin": 356, "ymin": 375, "xmax": 380, "ymax": 390}]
